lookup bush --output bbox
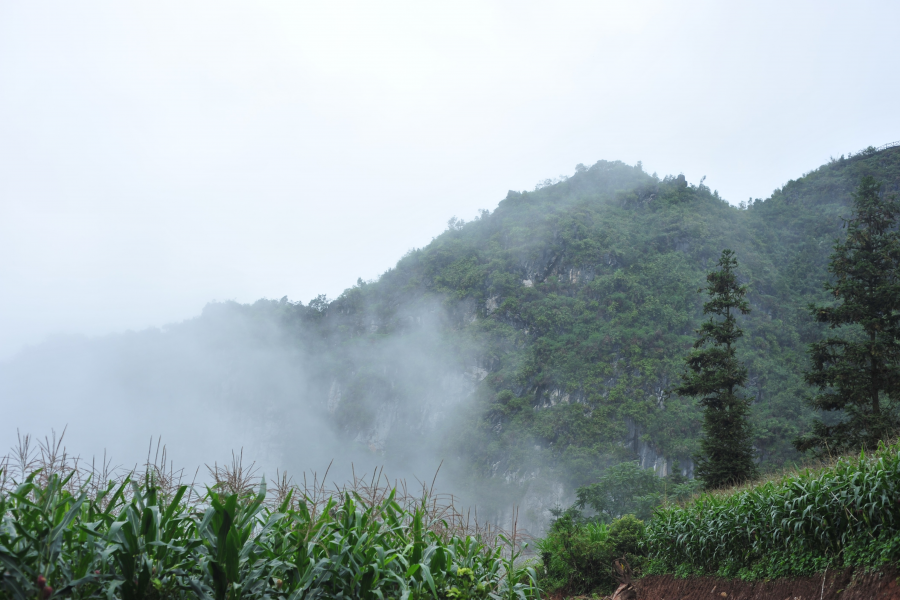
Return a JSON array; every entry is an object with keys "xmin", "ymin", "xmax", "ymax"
[
  {"xmin": 608, "ymin": 514, "xmax": 644, "ymax": 557},
  {"xmin": 537, "ymin": 514, "xmax": 646, "ymax": 596}
]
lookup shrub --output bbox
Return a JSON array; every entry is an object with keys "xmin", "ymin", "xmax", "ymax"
[
  {"xmin": 608, "ymin": 514, "xmax": 644, "ymax": 557},
  {"xmin": 537, "ymin": 514, "xmax": 645, "ymax": 596}
]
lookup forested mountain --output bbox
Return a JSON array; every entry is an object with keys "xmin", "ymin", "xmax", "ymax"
[
  {"xmin": 5, "ymin": 144, "xmax": 900, "ymax": 526},
  {"xmin": 286, "ymin": 145, "xmax": 900, "ymax": 486}
]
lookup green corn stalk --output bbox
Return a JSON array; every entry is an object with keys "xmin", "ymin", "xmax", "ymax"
[
  {"xmin": 0, "ymin": 470, "xmax": 86, "ymax": 600},
  {"xmin": 645, "ymin": 440, "xmax": 900, "ymax": 577},
  {"xmin": 2, "ymin": 466, "xmax": 542, "ymax": 600}
]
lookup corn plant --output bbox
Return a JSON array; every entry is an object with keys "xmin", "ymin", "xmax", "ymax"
[
  {"xmin": 0, "ymin": 471, "xmax": 86, "ymax": 599},
  {"xmin": 645, "ymin": 440, "xmax": 900, "ymax": 578},
  {"xmin": 1, "ymin": 465, "xmax": 539, "ymax": 600}
]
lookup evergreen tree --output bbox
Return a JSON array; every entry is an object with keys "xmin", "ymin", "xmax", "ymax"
[
  {"xmin": 674, "ymin": 249, "xmax": 757, "ymax": 489},
  {"xmin": 795, "ymin": 176, "xmax": 900, "ymax": 455}
]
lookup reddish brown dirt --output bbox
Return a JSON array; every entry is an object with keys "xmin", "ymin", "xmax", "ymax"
[{"xmin": 630, "ymin": 567, "xmax": 900, "ymax": 600}]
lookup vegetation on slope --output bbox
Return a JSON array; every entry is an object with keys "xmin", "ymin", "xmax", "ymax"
[
  {"xmin": 527, "ymin": 160, "xmax": 900, "ymax": 596},
  {"xmin": 536, "ymin": 514, "xmax": 644, "ymax": 595},
  {"xmin": 673, "ymin": 249, "xmax": 757, "ymax": 489},
  {"xmin": 798, "ymin": 175, "xmax": 900, "ymax": 455},
  {"xmin": 249, "ymin": 145, "xmax": 900, "ymax": 495},
  {"xmin": 13, "ymin": 146, "xmax": 900, "ymax": 528},
  {"xmin": 645, "ymin": 438, "xmax": 900, "ymax": 580},
  {"xmin": 536, "ymin": 438, "xmax": 900, "ymax": 596}
]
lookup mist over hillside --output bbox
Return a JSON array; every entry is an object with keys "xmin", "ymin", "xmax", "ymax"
[
  {"xmin": 3, "ymin": 145, "xmax": 900, "ymax": 531},
  {"xmin": 0, "ymin": 299, "xmax": 471, "ymax": 489}
]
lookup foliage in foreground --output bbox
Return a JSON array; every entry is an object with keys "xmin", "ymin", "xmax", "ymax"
[
  {"xmin": 0, "ymin": 470, "xmax": 538, "ymax": 600},
  {"xmin": 536, "ymin": 514, "xmax": 645, "ymax": 596},
  {"xmin": 645, "ymin": 439, "xmax": 900, "ymax": 580},
  {"xmin": 534, "ymin": 460, "xmax": 697, "ymax": 596}
]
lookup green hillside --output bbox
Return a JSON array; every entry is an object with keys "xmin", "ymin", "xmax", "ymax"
[
  {"xmin": 5, "ymin": 146, "xmax": 900, "ymax": 600},
  {"xmin": 203, "ymin": 145, "xmax": 900, "ymax": 498}
]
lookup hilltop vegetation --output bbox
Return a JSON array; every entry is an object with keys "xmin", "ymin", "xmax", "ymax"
[{"xmin": 239, "ymin": 145, "xmax": 900, "ymax": 495}]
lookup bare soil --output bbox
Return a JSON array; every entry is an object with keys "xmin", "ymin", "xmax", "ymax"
[{"xmin": 629, "ymin": 567, "xmax": 900, "ymax": 600}]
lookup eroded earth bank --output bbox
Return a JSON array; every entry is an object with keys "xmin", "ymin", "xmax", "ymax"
[{"xmin": 627, "ymin": 567, "xmax": 900, "ymax": 600}]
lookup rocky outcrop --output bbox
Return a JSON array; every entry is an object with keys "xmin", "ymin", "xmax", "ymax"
[{"xmin": 626, "ymin": 417, "xmax": 694, "ymax": 479}]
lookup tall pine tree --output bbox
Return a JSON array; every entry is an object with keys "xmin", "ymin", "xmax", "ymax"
[
  {"xmin": 675, "ymin": 249, "xmax": 757, "ymax": 489},
  {"xmin": 795, "ymin": 176, "xmax": 900, "ymax": 455}
]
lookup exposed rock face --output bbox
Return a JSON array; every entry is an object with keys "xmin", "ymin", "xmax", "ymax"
[
  {"xmin": 327, "ymin": 381, "xmax": 342, "ymax": 414},
  {"xmin": 626, "ymin": 417, "xmax": 694, "ymax": 479}
]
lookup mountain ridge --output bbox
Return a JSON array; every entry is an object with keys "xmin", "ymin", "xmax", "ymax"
[{"xmin": 4, "ymin": 145, "xmax": 900, "ymax": 528}]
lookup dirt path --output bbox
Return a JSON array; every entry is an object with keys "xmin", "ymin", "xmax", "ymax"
[{"xmin": 631, "ymin": 567, "xmax": 900, "ymax": 600}]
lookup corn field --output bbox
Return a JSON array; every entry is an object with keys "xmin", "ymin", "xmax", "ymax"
[
  {"xmin": 0, "ymin": 433, "xmax": 538, "ymax": 600},
  {"xmin": 645, "ymin": 440, "xmax": 900, "ymax": 579}
]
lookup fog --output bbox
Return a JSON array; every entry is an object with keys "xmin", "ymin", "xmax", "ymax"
[
  {"xmin": 2, "ymin": 1, "xmax": 900, "ymax": 529},
  {"xmin": 0, "ymin": 298, "xmax": 478, "ymax": 493}
]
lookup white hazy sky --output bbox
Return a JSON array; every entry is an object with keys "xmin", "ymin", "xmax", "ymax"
[{"xmin": 2, "ymin": 0, "xmax": 899, "ymax": 359}]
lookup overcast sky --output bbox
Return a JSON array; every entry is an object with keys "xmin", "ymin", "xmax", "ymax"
[{"xmin": 2, "ymin": 0, "xmax": 899, "ymax": 359}]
